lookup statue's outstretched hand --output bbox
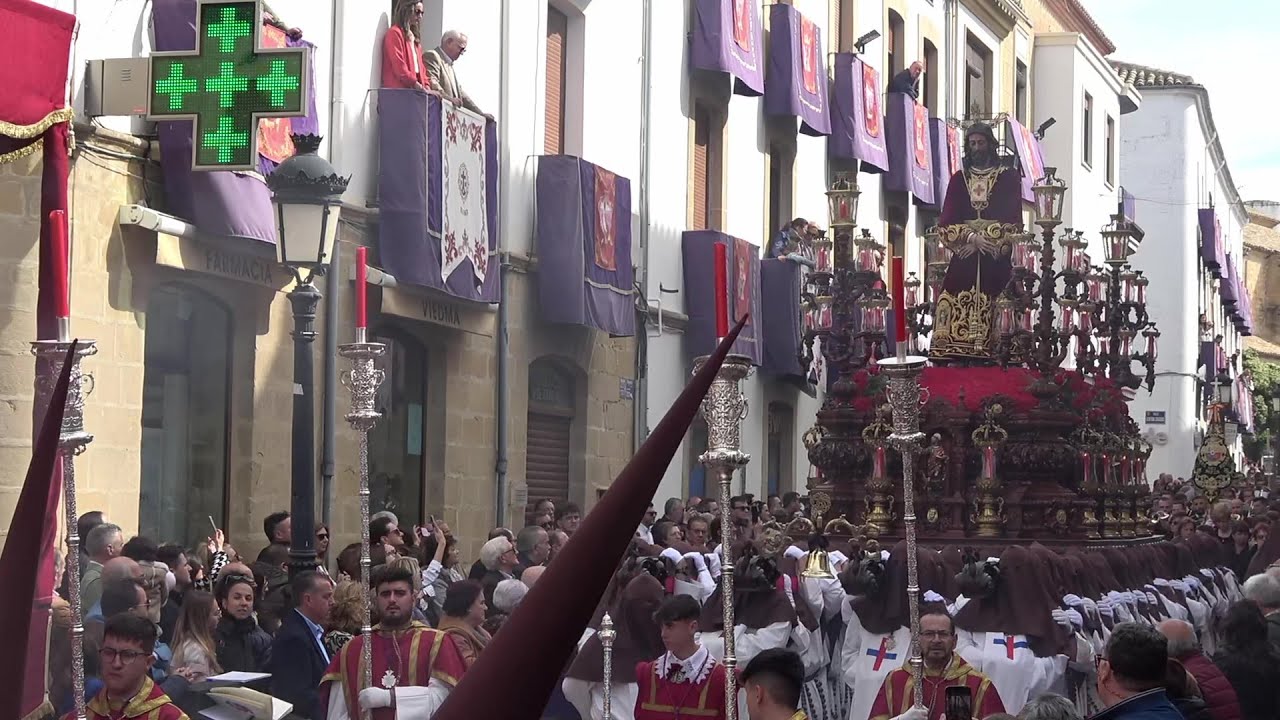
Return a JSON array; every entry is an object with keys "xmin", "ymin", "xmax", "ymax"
[
  {"xmin": 955, "ymin": 242, "xmax": 977, "ymax": 258},
  {"xmin": 974, "ymin": 235, "xmax": 998, "ymax": 257}
]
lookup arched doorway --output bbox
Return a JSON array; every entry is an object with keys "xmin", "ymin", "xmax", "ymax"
[
  {"xmin": 368, "ymin": 328, "xmax": 428, "ymax": 520},
  {"xmin": 526, "ymin": 358, "xmax": 576, "ymax": 516},
  {"xmin": 139, "ymin": 285, "xmax": 231, "ymax": 548}
]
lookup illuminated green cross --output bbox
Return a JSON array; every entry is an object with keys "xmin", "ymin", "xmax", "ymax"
[{"xmin": 148, "ymin": 0, "xmax": 308, "ymax": 171}]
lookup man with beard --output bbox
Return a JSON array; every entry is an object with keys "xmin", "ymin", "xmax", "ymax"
[
  {"xmin": 318, "ymin": 564, "xmax": 467, "ymax": 718},
  {"xmin": 867, "ymin": 605, "xmax": 1005, "ymax": 720},
  {"xmin": 928, "ymin": 122, "xmax": 1023, "ymax": 364}
]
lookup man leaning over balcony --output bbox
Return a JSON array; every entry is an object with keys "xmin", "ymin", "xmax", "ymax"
[
  {"xmin": 425, "ymin": 30, "xmax": 494, "ymax": 121},
  {"xmin": 382, "ymin": 0, "xmax": 432, "ymax": 91}
]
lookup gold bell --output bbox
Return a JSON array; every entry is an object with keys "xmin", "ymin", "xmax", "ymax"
[{"xmin": 801, "ymin": 549, "xmax": 835, "ymax": 579}]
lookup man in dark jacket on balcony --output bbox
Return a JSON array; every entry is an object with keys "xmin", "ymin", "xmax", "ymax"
[
  {"xmin": 1091, "ymin": 623, "xmax": 1182, "ymax": 720},
  {"xmin": 1158, "ymin": 619, "xmax": 1242, "ymax": 720}
]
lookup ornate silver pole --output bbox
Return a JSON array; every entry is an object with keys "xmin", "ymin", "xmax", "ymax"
[
  {"xmin": 694, "ymin": 352, "xmax": 752, "ymax": 720},
  {"xmin": 32, "ymin": 333, "xmax": 96, "ymax": 720},
  {"xmin": 878, "ymin": 346, "xmax": 926, "ymax": 710},
  {"xmin": 339, "ymin": 328, "xmax": 386, "ymax": 720},
  {"xmin": 600, "ymin": 612, "xmax": 616, "ymax": 719}
]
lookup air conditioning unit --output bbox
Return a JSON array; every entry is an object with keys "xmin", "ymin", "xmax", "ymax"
[{"xmin": 85, "ymin": 58, "xmax": 151, "ymax": 117}]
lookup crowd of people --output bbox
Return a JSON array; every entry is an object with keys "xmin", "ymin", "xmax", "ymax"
[{"xmin": 49, "ymin": 484, "xmax": 1280, "ymax": 720}]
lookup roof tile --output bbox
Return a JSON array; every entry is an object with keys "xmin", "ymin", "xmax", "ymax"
[{"xmin": 1109, "ymin": 60, "xmax": 1195, "ymax": 88}]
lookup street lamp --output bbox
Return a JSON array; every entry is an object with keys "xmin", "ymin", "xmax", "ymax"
[{"xmin": 267, "ymin": 134, "xmax": 350, "ymax": 578}]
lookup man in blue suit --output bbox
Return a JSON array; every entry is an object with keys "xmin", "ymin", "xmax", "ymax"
[{"xmin": 270, "ymin": 570, "xmax": 335, "ymax": 718}]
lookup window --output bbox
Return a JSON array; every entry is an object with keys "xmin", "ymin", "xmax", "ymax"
[
  {"xmin": 1015, "ymin": 60, "xmax": 1028, "ymax": 125},
  {"xmin": 1082, "ymin": 92, "xmax": 1094, "ymax": 168},
  {"xmin": 527, "ymin": 358, "xmax": 576, "ymax": 512},
  {"xmin": 691, "ymin": 101, "xmax": 724, "ymax": 230},
  {"xmin": 139, "ymin": 285, "xmax": 230, "ymax": 549},
  {"xmin": 368, "ymin": 330, "xmax": 427, "ymax": 519},
  {"xmin": 964, "ymin": 33, "xmax": 991, "ymax": 117},
  {"xmin": 887, "ymin": 11, "xmax": 905, "ymax": 79},
  {"xmin": 767, "ymin": 139, "xmax": 795, "ymax": 240},
  {"xmin": 1104, "ymin": 114, "xmax": 1116, "ymax": 186},
  {"xmin": 923, "ymin": 40, "xmax": 939, "ymax": 115},
  {"xmin": 544, "ymin": 6, "xmax": 568, "ymax": 155},
  {"xmin": 832, "ymin": 0, "xmax": 853, "ymax": 53}
]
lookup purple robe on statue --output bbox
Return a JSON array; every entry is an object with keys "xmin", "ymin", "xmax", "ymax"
[{"xmin": 929, "ymin": 164, "xmax": 1024, "ymax": 363}]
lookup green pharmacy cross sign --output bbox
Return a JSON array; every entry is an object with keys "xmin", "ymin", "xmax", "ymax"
[{"xmin": 149, "ymin": 0, "xmax": 308, "ymax": 171}]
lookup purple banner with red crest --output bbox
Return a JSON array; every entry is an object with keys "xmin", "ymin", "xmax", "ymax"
[
  {"xmin": 830, "ymin": 53, "xmax": 888, "ymax": 173},
  {"xmin": 883, "ymin": 93, "xmax": 934, "ymax": 204},
  {"xmin": 926, "ymin": 118, "xmax": 958, "ymax": 211},
  {"xmin": 682, "ymin": 231, "xmax": 762, "ymax": 364},
  {"xmin": 689, "ymin": 0, "xmax": 764, "ymax": 96},
  {"xmin": 1007, "ymin": 117, "xmax": 1045, "ymax": 204},
  {"xmin": 763, "ymin": 4, "xmax": 829, "ymax": 137}
]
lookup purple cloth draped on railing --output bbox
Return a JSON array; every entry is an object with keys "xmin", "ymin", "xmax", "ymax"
[
  {"xmin": 534, "ymin": 156, "xmax": 635, "ymax": 336},
  {"xmin": 763, "ymin": 4, "xmax": 829, "ymax": 137},
  {"xmin": 1120, "ymin": 187, "xmax": 1136, "ymax": 224},
  {"xmin": 1222, "ymin": 255, "xmax": 1240, "ymax": 309},
  {"xmin": 926, "ymin": 118, "xmax": 955, "ymax": 211},
  {"xmin": 1241, "ymin": 284, "xmax": 1254, "ymax": 335},
  {"xmin": 883, "ymin": 93, "xmax": 934, "ymax": 204},
  {"xmin": 689, "ymin": 0, "xmax": 764, "ymax": 96},
  {"xmin": 258, "ymin": 36, "xmax": 321, "ymax": 176},
  {"xmin": 682, "ymin": 231, "xmax": 762, "ymax": 364},
  {"xmin": 830, "ymin": 53, "xmax": 888, "ymax": 173},
  {"xmin": 1200, "ymin": 340, "xmax": 1216, "ymax": 401},
  {"xmin": 152, "ymin": 0, "xmax": 277, "ymax": 244},
  {"xmin": 760, "ymin": 259, "xmax": 804, "ymax": 379},
  {"xmin": 1007, "ymin": 117, "xmax": 1045, "ymax": 203},
  {"xmin": 378, "ymin": 90, "xmax": 500, "ymax": 303}
]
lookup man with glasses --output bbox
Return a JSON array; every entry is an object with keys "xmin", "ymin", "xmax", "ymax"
[
  {"xmin": 84, "ymin": 614, "xmax": 189, "ymax": 720},
  {"xmin": 637, "ymin": 503, "xmax": 658, "ymax": 545},
  {"xmin": 371, "ymin": 515, "xmax": 407, "ymax": 554}
]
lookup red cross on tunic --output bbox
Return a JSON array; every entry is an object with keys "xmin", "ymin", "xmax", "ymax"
[
  {"xmin": 992, "ymin": 634, "xmax": 1028, "ymax": 660},
  {"xmin": 866, "ymin": 637, "xmax": 898, "ymax": 671},
  {"xmin": 1003, "ymin": 634, "xmax": 1017, "ymax": 660}
]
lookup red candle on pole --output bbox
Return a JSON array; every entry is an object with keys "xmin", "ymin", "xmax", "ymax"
[
  {"xmin": 355, "ymin": 246, "xmax": 368, "ymax": 329},
  {"xmin": 50, "ymin": 210, "xmax": 70, "ymax": 319},
  {"xmin": 891, "ymin": 255, "xmax": 906, "ymax": 343},
  {"xmin": 713, "ymin": 241, "xmax": 728, "ymax": 339}
]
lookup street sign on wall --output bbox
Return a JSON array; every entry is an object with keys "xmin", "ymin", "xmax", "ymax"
[{"xmin": 148, "ymin": 0, "xmax": 308, "ymax": 171}]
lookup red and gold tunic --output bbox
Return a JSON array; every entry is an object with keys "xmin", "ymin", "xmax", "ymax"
[
  {"xmin": 75, "ymin": 676, "xmax": 189, "ymax": 720},
  {"xmin": 868, "ymin": 654, "xmax": 1005, "ymax": 720},
  {"xmin": 317, "ymin": 621, "xmax": 467, "ymax": 720},
  {"xmin": 634, "ymin": 653, "xmax": 730, "ymax": 720}
]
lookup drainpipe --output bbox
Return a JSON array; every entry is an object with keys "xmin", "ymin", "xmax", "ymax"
[
  {"xmin": 327, "ymin": 0, "xmax": 345, "ymax": 168},
  {"xmin": 944, "ymin": 0, "xmax": 954, "ymax": 119},
  {"xmin": 320, "ymin": 241, "xmax": 338, "ymax": 544},
  {"xmin": 494, "ymin": 0, "xmax": 513, "ymax": 528},
  {"xmin": 634, "ymin": 0, "xmax": 653, "ymax": 453}
]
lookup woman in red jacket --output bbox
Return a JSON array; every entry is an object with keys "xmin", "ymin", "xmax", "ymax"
[{"xmin": 382, "ymin": 0, "xmax": 431, "ymax": 90}]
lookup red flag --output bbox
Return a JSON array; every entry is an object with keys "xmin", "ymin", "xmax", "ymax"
[
  {"xmin": 593, "ymin": 167, "xmax": 617, "ymax": 271},
  {"xmin": 800, "ymin": 17, "xmax": 818, "ymax": 94},
  {"xmin": 947, "ymin": 125, "xmax": 961, "ymax": 175},
  {"xmin": 732, "ymin": 0, "xmax": 752, "ymax": 51},
  {"xmin": 0, "ymin": 341, "xmax": 77, "ymax": 720},
  {"xmin": 734, "ymin": 238, "xmax": 753, "ymax": 324},
  {"xmin": 863, "ymin": 62, "xmax": 882, "ymax": 138},
  {"xmin": 913, "ymin": 104, "xmax": 930, "ymax": 169}
]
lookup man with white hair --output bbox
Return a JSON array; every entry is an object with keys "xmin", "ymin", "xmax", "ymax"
[
  {"xmin": 479, "ymin": 535, "xmax": 519, "ymax": 613},
  {"xmin": 1242, "ymin": 572, "xmax": 1280, "ymax": 650},
  {"xmin": 81, "ymin": 523, "xmax": 125, "ymax": 612},
  {"xmin": 424, "ymin": 30, "xmax": 491, "ymax": 119},
  {"xmin": 1018, "ymin": 692, "xmax": 1079, "ymax": 720},
  {"xmin": 492, "ymin": 578, "xmax": 527, "ymax": 614},
  {"xmin": 521, "ymin": 564, "xmax": 545, "ymax": 588}
]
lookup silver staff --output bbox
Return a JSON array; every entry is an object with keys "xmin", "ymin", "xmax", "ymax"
[
  {"xmin": 694, "ymin": 351, "xmax": 752, "ymax": 720},
  {"xmin": 339, "ymin": 327, "xmax": 386, "ymax": 719},
  {"xmin": 878, "ymin": 343, "xmax": 927, "ymax": 709},
  {"xmin": 600, "ymin": 612, "xmax": 616, "ymax": 719},
  {"xmin": 32, "ymin": 326, "xmax": 96, "ymax": 720}
]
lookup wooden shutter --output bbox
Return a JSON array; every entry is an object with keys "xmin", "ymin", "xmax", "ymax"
[
  {"xmin": 526, "ymin": 412, "xmax": 572, "ymax": 509},
  {"xmin": 692, "ymin": 104, "xmax": 710, "ymax": 230},
  {"xmin": 545, "ymin": 7, "xmax": 568, "ymax": 155}
]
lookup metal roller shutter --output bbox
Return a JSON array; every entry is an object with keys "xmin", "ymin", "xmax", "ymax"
[
  {"xmin": 545, "ymin": 7, "xmax": 567, "ymax": 155},
  {"xmin": 693, "ymin": 104, "xmax": 709, "ymax": 230},
  {"xmin": 526, "ymin": 411, "xmax": 572, "ymax": 511}
]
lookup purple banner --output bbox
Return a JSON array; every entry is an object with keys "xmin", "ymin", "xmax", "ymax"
[
  {"xmin": 760, "ymin": 259, "xmax": 805, "ymax": 379},
  {"xmin": 1198, "ymin": 208, "xmax": 1225, "ymax": 278},
  {"xmin": 763, "ymin": 4, "xmax": 830, "ymax": 137},
  {"xmin": 1222, "ymin": 254, "xmax": 1239, "ymax": 308},
  {"xmin": 152, "ymin": 0, "xmax": 277, "ymax": 244},
  {"xmin": 377, "ymin": 90, "xmax": 500, "ymax": 303},
  {"xmin": 926, "ymin": 118, "xmax": 955, "ymax": 211},
  {"xmin": 883, "ymin": 93, "xmax": 934, "ymax": 204},
  {"xmin": 258, "ymin": 35, "xmax": 321, "ymax": 176},
  {"xmin": 534, "ymin": 156, "xmax": 635, "ymax": 336},
  {"xmin": 1119, "ymin": 187, "xmax": 1136, "ymax": 224},
  {"xmin": 682, "ymin": 231, "xmax": 762, "ymax": 365},
  {"xmin": 830, "ymin": 53, "xmax": 888, "ymax": 173},
  {"xmin": 1007, "ymin": 117, "xmax": 1045, "ymax": 204},
  {"xmin": 689, "ymin": 0, "xmax": 764, "ymax": 97}
]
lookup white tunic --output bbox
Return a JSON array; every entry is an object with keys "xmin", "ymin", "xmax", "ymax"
[
  {"xmin": 956, "ymin": 630, "xmax": 1066, "ymax": 716},
  {"xmin": 839, "ymin": 606, "xmax": 912, "ymax": 720}
]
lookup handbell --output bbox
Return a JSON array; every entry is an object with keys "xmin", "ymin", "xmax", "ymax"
[{"xmin": 801, "ymin": 548, "xmax": 835, "ymax": 579}]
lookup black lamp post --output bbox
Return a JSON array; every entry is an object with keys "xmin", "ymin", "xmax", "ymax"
[{"xmin": 267, "ymin": 134, "xmax": 350, "ymax": 579}]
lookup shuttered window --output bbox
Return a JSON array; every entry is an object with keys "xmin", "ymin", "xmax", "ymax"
[
  {"xmin": 526, "ymin": 359, "xmax": 574, "ymax": 513},
  {"xmin": 692, "ymin": 103, "xmax": 710, "ymax": 230},
  {"xmin": 833, "ymin": 0, "xmax": 850, "ymax": 53},
  {"xmin": 544, "ymin": 7, "xmax": 568, "ymax": 155}
]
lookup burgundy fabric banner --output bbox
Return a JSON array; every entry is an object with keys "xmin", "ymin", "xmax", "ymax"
[
  {"xmin": 926, "ymin": 118, "xmax": 956, "ymax": 211},
  {"xmin": 1007, "ymin": 117, "xmax": 1045, "ymax": 203},
  {"xmin": 830, "ymin": 53, "xmax": 888, "ymax": 173},
  {"xmin": 689, "ymin": 0, "xmax": 764, "ymax": 96},
  {"xmin": 682, "ymin": 231, "xmax": 762, "ymax": 364},
  {"xmin": 763, "ymin": 4, "xmax": 830, "ymax": 137},
  {"xmin": 883, "ymin": 93, "xmax": 934, "ymax": 204},
  {"xmin": 534, "ymin": 156, "xmax": 636, "ymax": 336}
]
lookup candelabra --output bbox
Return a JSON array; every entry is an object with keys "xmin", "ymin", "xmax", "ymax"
[
  {"xmin": 969, "ymin": 405, "xmax": 1010, "ymax": 537},
  {"xmin": 339, "ymin": 329, "xmax": 387, "ymax": 717},
  {"xmin": 694, "ymin": 351, "xmax": 752, "ymax": 720},
  {"xmin": 860, "ymin": 408, "xmax": 895, "ymax": 535},
  {"xmin": 600, "ymin": 612, "xmax": 616, "ymax": 720},
  {"xmin": 878, "ymin": 348, "xmax": 927, "ymax": 709},
  {"xmin": 32, "ymin": 333, "xmax": 97, "ymax": 720}
]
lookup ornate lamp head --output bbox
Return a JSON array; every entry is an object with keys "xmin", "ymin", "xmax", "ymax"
[
  {"xmin": 1102, "ymin": 214, "xmax": 1131, "ymax": 266},
  {"xmin": 1032, "ymin": 167, "xmax": 1067, "ymax": 227},
  {"xmin": 826, "ymin": 173, "xmax": 861, "ymax": 229}
]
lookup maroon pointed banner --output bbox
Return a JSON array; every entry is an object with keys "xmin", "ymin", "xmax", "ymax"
[
  {"xmin": 434, "ymin": 319, "xmax": 747, "ymax": 720},
  {"xmin": 0, "ymin": 341, "xmax": 76, "ymax": 720}
]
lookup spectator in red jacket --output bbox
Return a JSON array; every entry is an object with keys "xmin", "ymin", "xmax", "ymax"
[
  {"xmin": 382, "ymin": 0, "xmax": 431, "ymax": 90},
  {"xmin": 1159, "ymin": 619, "xmax": 1242, "ymax": 720}
]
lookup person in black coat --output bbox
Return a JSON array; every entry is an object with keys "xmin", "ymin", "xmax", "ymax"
[
  {"xmin": 887, "ymin": 60, "xmax": 924, "ymax": 99},
  {"xmin": 1213, "ymin": 601, "xmax": 1280, "ymax": 720},
  {"xmin": 213, "ymin": 572, "xmax": 272, "ymax": 673},
  {"xmin": 270, "ymin": 571, "xmax": 336, "ymax": 719}
]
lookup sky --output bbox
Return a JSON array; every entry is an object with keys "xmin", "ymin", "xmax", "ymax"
[{"xmin": 1079, "ymin": 0, "xmax": 1280, "ymax": 202}]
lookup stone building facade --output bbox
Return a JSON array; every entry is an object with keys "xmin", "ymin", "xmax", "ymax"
[{"xmin": 1244, "ymin": 203, "xmax": 1280, "ymax": 361}]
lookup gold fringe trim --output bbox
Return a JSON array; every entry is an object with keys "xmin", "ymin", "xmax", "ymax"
[
  {"xmin": 0, "ymin": 107, "xmax": 74, "ymax": 140},
  {"xmin": 0, "ymin": 137, "xmax": 42, "ymax": 165},
  {"xmin": 20, "ymin": 699, "xmax": 54, "ymax": 720}
]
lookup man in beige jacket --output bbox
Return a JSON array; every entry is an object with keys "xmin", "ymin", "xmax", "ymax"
[{"xmin": 424, "ymin": 30, "xmax": 493, "ymax": 120}]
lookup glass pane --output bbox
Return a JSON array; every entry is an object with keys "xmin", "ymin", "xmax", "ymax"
[
  {"xmin": 368, "ymin": 331, "xmax": 427, "ymax": 521},
  {"xmin": 139, "ymin": 286, "xmax": 230, "ymax": 549}
]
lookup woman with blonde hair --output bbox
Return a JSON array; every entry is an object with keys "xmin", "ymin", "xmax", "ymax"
[
  {"xmin": 170, "ymin": 590, "xmax": 223, "ymax": 681},
  {"xmin": 324, "ymin": 580, "xmax": 366, "ymax": 656}
]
